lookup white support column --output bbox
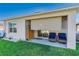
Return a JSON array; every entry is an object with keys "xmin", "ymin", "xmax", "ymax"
[{"xmin": 67, "ymin": 13, "xmax": 76, "ymax": 49}]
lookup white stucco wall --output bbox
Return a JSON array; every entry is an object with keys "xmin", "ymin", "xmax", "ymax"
[
  {"xmin": 17, "ymin": 19, "xmax": 26, "ymax": 40},
  {"xmin": 67, "ymin": 13, "xmax": 76, "ymax": 49},
  {"xmin": 4, "ymin": 19, "xmax": 26, "ymax": 40}
]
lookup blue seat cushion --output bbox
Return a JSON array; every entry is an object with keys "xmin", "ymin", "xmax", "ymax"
[
  {"xmin": 58, "ymin": 33, "xmax": 67, "ymax": 40},
  {"xmin": 49, "ymin": 32, "xmax": 56, "ymax": 39}
]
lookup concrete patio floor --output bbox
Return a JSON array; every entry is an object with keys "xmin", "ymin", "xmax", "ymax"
[{"xmin": 28, "ymin": 39, "xmax": 67, "ymax": 48}]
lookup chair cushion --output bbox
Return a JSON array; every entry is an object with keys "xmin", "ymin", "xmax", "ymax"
[
  {"xmin": 58, "ymin": 33, "xmax": 67, "ymax": 40},
  {"xmin": 49, "ymin": 32, "xmax": 56, "ymax": 39}
]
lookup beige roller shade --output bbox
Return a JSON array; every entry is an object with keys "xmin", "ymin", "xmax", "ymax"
[{"xmin": 31, "ymin": 17, "xmax": 62, "ymax": 31}]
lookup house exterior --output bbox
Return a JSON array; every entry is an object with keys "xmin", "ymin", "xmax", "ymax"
[{"xmin": 4, "ymin": 6, "xmax": 79, "ymax": 49}]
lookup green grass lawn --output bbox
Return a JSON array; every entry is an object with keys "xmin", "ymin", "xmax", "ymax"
[{"xmin": 0, "ymin": 39, "xmax": 79, "ymax": 56}]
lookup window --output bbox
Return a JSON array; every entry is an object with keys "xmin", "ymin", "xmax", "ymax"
[
  {"xmin": 38, "ymin": 30, "xmax": 49, "ymax": 37},
  {"xmin": 8, "ymin": 21, "xmax": 17, "ymax": 33},
  {"xmin": 38, "ymin": 30, "xmax": 42, "ymax": 37}
]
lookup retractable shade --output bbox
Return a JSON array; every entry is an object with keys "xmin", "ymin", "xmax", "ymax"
[{"xmin": 31, "ymin": 17, "xmax": 62, "ymax": 31}]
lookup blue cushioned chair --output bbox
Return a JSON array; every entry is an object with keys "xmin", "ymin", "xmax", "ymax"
[
  {"xmin": 49, "ymin": 32, "xmax": 57, "ymax": 42},
  {"xmin": 58, "ymin": 33, "xmax": 67, "ymax": 44}
]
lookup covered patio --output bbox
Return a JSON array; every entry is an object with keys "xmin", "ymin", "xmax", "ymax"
[{"xmin": 25, "ymin": 7, "xmax": 78, "ymax": 49}]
